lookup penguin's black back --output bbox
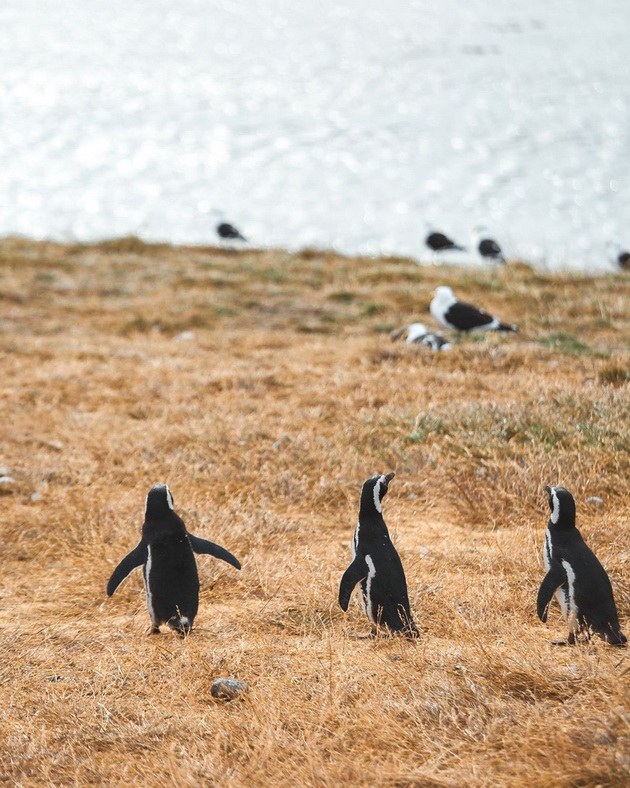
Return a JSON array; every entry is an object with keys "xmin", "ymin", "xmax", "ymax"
[
  {"xmin": 549, "ymin": 526, "xmax": 621, "ymax": 635},
  {"xmin": 359, "ymin": 533, "xmax": 413, "ymax": 632},
  {"xmin": 354, "ymin": 473, "xmax": 416, "ymax": 634},
  {"xmin": 544, "ymin": 486, "xmax": 625, "ymax": 644},
  {"xmin": 143, "ymin": 487, "xmax": 200, "ymax": 628}
]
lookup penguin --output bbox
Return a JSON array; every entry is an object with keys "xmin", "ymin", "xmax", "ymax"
[
  {"xmin": 107, "ymin": 484, "xmax": 241, "ymax": 634},
  {"xmin": 537, "ymin": 485, "xmax": 626, "ymax": 646},
  {"xmin": 338, "ymin": 473, "xmax": 418, "ymax": 637}
]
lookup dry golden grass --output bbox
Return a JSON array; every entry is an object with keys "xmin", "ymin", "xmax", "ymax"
[{"xmin": 0, "ymin": 236, "xmax": 629, "ymax": 786}]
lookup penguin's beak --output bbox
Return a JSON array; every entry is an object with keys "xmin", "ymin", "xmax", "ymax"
[{"xmin": 384, "ymin": 472, "xmax": 396, "ymax": 484}]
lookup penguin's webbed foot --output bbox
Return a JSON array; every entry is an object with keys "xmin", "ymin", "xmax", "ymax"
[{"xmin": 168, "ymin": 617, "xmax": 192, "ymax": 637}]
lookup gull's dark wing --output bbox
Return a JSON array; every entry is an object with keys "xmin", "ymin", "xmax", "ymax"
[
  {"xmin": 479, "ymin": 239, "xmax": 503, "ymax": 257},
  {"xmin": 445, "ymin": 300, "xmax": 494, "ymax": 330}
]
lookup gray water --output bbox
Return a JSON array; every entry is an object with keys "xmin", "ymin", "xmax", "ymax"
[{"xmin": 1, "ymin": 0, "xmax": 629, "ymax": 269}]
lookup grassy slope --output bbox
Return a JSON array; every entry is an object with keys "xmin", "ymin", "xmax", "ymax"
[{"xmin": 0, "ymin": 237, "xmax": 628, "ymax": 786}]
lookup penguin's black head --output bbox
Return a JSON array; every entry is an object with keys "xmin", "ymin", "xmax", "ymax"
[
  {"xmin": 545, "ymin": 485, "xmax": 576, "ymax": 528},
  {"xmin": 360, "ymin": 472, "xmax": 395, "ymax": 515},
  {"xmin": 145, "ymin": 483, "xmax": 175, "ymax": 520}
]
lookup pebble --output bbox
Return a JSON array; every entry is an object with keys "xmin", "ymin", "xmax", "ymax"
[
  {"xmin": 211, "ymin": 678, "xmax": 250, "ymax": 702},
  {"xmin": 586, "ymin": 496, "xmax": 604, "ymax": 509}
]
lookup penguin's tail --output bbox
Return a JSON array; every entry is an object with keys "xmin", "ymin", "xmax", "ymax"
[
  {"xmin": 497, "ymin": 322, "xmax": 518, "ymax": 333},
  {"xmin": 394, "ymin": 606, "xmax": 420, "ymax": 640},
  {"xmin": 403, "ymin": 622, "xmax": 420, "ymax": 640},
  {"xmin": 168, "ymin": 615, "xmax": 192, "ymax": 636},
  {"xmin": 602, "ymin": 624, "xmax": 627, "ymax": 646}
]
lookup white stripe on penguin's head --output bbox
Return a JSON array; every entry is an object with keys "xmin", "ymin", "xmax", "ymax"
[
  {"xmin": 372, "ymin": 472, "xmax": 395, "ymax": 513},
  {"xmin": 545, "ymin": 485, "xmax": 560, "ymax": 524},
  {"xmin": 373, "ymin": 476, "xmax": 385, "ymax": 513},
  {"xmin": 550, "ymin": 488, "xmax": 560, "ymax": 524}
]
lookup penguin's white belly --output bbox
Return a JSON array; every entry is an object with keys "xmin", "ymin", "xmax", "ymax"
[
  {"xmin": 543, "ymin": 530, "xmax": 552, "ymax": 572},
  {"xmin": 561, "ymin": 559, "xmax": 579, "ymax": 630},
  {"xmin": 555, "ymin": 588, "xmax": 569, "ymax": 618},
  {"xmin": 351, "ymin": 523, "xmax": 359, "ymax": 560},
  {"xmin": 544, "ymin": 529, "xmax": 570, "ymax": 618},
  {"xmin": 143, "ymin": 546, "xmax": 156, "ymax": 624},
  {"xmin": 362, "ymin": 555, "xmax": 377, "ymax": 622}
]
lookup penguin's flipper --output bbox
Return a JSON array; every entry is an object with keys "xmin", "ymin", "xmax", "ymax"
[
  {"xmin": 188, "ymin": 534, "xmax": 241, "ymax": 570},
  {"xmin": 537, "ymin": 563, "xmax": 567, "ymax": 622},
  {"xmin": 106, "ymin": 542, "xmax": 147, "ymax": 596},
  {"xmin": 338, "ymin": 556, "xmax": 369, "ymax": 611}
]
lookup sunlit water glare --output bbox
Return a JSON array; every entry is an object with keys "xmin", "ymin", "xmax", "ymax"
[{"xmin": 1, "ymin": 0, "xmax": 629, "ymax": 270}]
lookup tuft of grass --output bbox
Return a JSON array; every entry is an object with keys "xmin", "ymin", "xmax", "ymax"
[
  {"xmin": 360, "ymin": 302, "xmax": 387, "ymax": 317},
  {"xmin": 537, "ymin": 332, "xmax": 591, "ymax": 355},
  {"xmin": 328, "ymin": 291, "xmax": 356, "ymax": 304},
  {"xmin": 83, "ymin": 235, "xmax": 172, "ymax": 255},
  {"xmin": 598, "ymin": 363, "xmax": 629, "ymax": 386}
]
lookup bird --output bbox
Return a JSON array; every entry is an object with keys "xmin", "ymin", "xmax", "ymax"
[
  {"xmin": 425, "ymin": 229, "xmax": 466, "ymax": 253},
  {"xmin": 430, "ymin": 286, "xmax": 518, "ymax": 333},
  {"xmin": 209, "ymin": 208, "xmax": 247, "ymax": 242},
  {"xmin": 217, "ymin": 221, "xmax": 247, "ymax": 242},
  {"xmin": 106, "ymin": 484, "xmax": 241, "ymax": 635},
  {"xmin": 472, "ymin": 225, "xmax": 505, "ymax": 264},
  {"xmin": 537, "ymin": 485, "xmax": 626, "ymax": 646},
  {"xmin": 338, "ymin": 472, "xmax": 418, "ymax": 638},
  {"xmin": 606, "ymin": 241, "xmax": 630, "ymax": 270},
  {"xmin": 390, "ymin": 322, "xmax": 451, "ymax": 351}
]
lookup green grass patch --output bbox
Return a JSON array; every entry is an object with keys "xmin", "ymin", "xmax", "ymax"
[{"xmin": 537, "ymin": 332, "xmax": 590, "ymax": 355}]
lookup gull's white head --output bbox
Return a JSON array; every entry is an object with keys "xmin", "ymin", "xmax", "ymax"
[
  {"xmin": 472, "ymin": 224, "xmax": 490, "ymax": 242},
  {"xmin": 433, "ymin": 285, "xmax": 455, "ymax": 304}
]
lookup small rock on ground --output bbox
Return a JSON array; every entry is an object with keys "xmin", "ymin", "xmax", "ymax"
[{"xmin": 211, "ymin": 678, "xmax": 249, "ymax": 701}]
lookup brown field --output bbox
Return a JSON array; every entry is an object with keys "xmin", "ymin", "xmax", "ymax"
[{"xmin": 0, "ymin": 236, "xmax": 628, "ymax": 787}]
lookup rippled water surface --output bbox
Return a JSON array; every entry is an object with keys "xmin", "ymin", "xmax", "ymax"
[{"xmin": 1, "ymin": 0, "xmax": 629, "ymax": 269}]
